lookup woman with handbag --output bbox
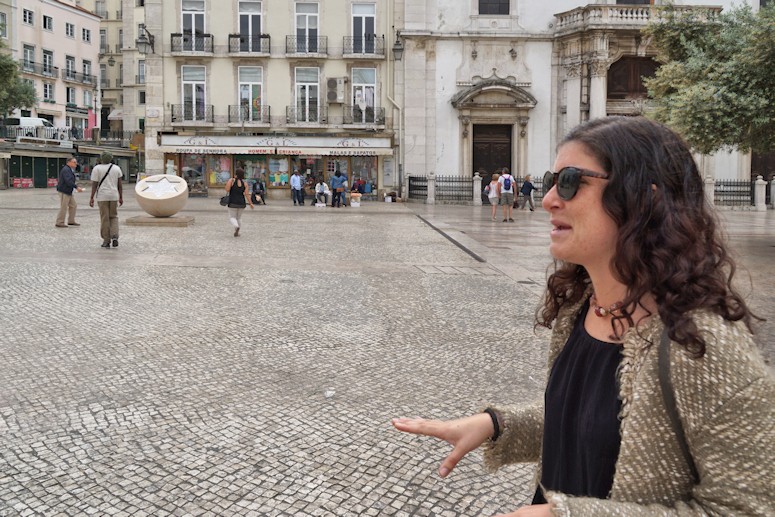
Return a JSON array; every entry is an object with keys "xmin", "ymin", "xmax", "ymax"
[
  {"xmin": 392, "ymin": 117, "xmax": 774, "ymax": 516},
  {"xmin": 224, "ymin": 168, "xmax": 253, "ymax": 237}
]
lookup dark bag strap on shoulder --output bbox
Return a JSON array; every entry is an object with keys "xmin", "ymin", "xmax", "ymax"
[
  {"xmin": 97, "ymin": 164, "xmax": 114, "ymax": 191},
  {"xmin": 658, "ymin": 328, "xmax": 700, "ymax": 484}
]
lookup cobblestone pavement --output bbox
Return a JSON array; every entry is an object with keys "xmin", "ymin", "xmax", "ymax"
[{"xmin": 0, "ymin": 189, "xmax": 772, "ymax": 516}]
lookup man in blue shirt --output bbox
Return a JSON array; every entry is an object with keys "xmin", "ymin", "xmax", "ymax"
[{"xmin": 55, "ymin": 157, "xmax": 84, "ymax": 228}]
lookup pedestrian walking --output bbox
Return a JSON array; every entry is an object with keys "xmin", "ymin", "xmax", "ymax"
[
  {"xmin": 484, "ymin": 172, "xmax": 501, "ymax": 221},
  {"xmin": 518, "ymin": 174, "xmax": 536, "ymax": 211},
  {"xmin": 89, "ymin": 152, "xmax": 124, "ymax": 248},
  {"xmin": 498, "ymin": 167, "xmax": 515, "ymax": 222},
  {"xmin": 225, "ymin": 168, "xmax": 254, "ymax": 237},
  {"xmin": 392, "ymin": 116, "xmax": 774, "ymax": 516},
  {"xmin": 55, "ymin": 156, "xmax": 84, "ymax": 228},
  {"xmin": 290, "ymin": 169, "xmax": 304, "ymax": 206}
]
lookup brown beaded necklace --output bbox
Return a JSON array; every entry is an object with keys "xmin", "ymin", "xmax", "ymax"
[{"xmin": 590, "ymin": 292, "xmax": 624, "ymax": 318}]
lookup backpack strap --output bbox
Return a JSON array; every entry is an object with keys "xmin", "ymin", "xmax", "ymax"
[{"xmin": 658, "ymin": 328, "xmax": 700, "ymax": 484}]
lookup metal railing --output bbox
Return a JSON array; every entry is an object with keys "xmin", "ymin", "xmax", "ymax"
[
  {"xmin": 228, "ymin": 33, "xmax": 270, "ymax": 53},
  {"xmin": 228, "ymin": 105, "xmax": 271, "ymax": 123},
  {"xmin": 100, "ymin": 78, "xmax": 110, "ymax": 88},
  {"xmin": 170, "ymin": 33, "xmax": 214, "ymax": 53},
  {"xmin": 95, "ymin": 8, "xmax": 108, "ymax": 18},
  {"xmin": 171, "ymin": 104, "xmax": 214, "ymax": 123},
  {"xmin": 714, "ymin": 180, "xmax": 754, "ymax": 207},
  {"xmin": 135, "ymin": 75, "xmax": 146, "ymax": 84},
  {"xmin": 343, "ymin": 35, "xmax": 385, "ymax": 56},
  {"xmin": 343, "ymin": 105, "xmax": 385, "ymax": 125},
  {"xmin": 0, "ymin": 126, "xmax": 142, "ymax": 145},
  {"xmin": 436, "ymin": 176, "xmax": 473, "ymax": 202},
  {"xmin": 408, "ymin": 176, "xmax": 428, "ymax": 200},
  {"xmin": 285, "ymin": 35, "xmax": 327, "ymax": 54},
  {"xmin": 19, "ymin": 61, "xmax": 59, "ymax": 77},
  {"xmin": 61, "ymin": 69, "xmax": 97, "ymax": 85},
  {"xmin": 286, "ymin": 105, "xmax": 327, "ymax": 124}
]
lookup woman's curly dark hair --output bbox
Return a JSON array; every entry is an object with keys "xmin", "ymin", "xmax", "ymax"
[{"xmin": 538, "ymin": 116, "xmax": 759, "ymax": 357}]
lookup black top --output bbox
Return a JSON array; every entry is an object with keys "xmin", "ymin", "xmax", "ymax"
[
  {"xmin": 228, "ymin": 179, "xmax": 246, "ymax": 208},
  {"xmin": 533, "ymin": 301, "xmax": 623, "ymax": 504}
]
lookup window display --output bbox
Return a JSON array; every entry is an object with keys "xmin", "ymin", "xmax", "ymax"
[
  {"xmin": 292, "ymin": 156, "xmax": 324, "ymax": 190},
  {"xmin": 181, "ymin": 154, "xmax": 207, "ymax": 193},
  {"xmin": 351, "ymin": 156, "xmax": 377, "ymax": 194},
  {"xmin": 234, "ymin": 155, "xmax": 269, "ymax": 188},
  {"xmin": 267, "ymin": 155, "xmax": 290, "ymax": 187},
  {"xmin": 206, "ymin": 155, "xmax": 232, "ymax": 187}
]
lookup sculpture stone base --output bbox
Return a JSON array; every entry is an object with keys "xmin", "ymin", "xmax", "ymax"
[{"xmin": 126, "ymin": 215, "xmax": 195, "ymax": 227}]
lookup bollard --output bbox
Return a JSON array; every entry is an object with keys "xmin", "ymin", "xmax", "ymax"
[
  {"xmin": 754, "ymin": 175, "xmax": 766, "ymax": 212},
  {"xmin": 473, "ymin": 172, "xmax": 482, "ymax": 206},
  {"xmin": 427, "ymin": 171, "xmax": 436, "ymax": 205},
  {"xmin": 704, "ymin": 176, "xmax": 715, "ymax": 207},
  {"xmin": 770, "ymin": 179, "xmax": 775, "ymax": 209}
]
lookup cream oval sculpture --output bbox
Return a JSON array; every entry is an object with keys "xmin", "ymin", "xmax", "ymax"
[{"xmin": 135, "ymin": 174, "xmax": 189, "ymax": 217}]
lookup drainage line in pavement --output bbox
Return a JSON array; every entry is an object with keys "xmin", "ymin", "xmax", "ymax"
[{"xmin": 416, "ymin": 215, "xmax": 486, "ymax": 263}]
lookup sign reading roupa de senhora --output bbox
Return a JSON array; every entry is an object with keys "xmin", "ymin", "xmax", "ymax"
[{"xmin": 157, "ymin": 135, "xmax": 393, "ymax": 156}]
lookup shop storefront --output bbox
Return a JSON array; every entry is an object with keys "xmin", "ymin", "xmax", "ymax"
[{"xmin": 157, "ymin": 135, "xmax": 393, "ymax": 199}]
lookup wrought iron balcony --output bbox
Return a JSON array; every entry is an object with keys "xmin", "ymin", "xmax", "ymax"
[
  {"xmin": 343, "ymin": 35, "xmax": 385, "ymax": 56},
  {"xmin": 171, "ymin": 33, "xmax": 214, "ymax": 53},
  {"xmin": 343, "ymin": 105, "xmax": 385, "ymax": 125},
  {"xmin": 20, "ymin": 60, "xmax": 59, "ymax": 78},
  {"xmin": 100, "ymin": 78, "xmax": 110, "ymax": 88},
  {"xmin": 285, "ymin": 36, "xmax": 327, "ymax": 55},
  {"xmin": 61, "ymin": 69, "xmax": 97, "ymax": 85},
  {"xmin": 171, "ymin": 104, "xmax": 214, "ymax": 123},
  {"xmin": 286, "ymin": 105, "xmax": 328, "ymax": 124},
  {"xmin": 95, "ymin": 8, "xmax": 108, "ymax": 18},
  {"xmin": 228, "ymin": 105, "xmax": 271, "ymax": 123},
  {"xmin": 135, "ymin": 75, "xmax": 146, "ymax": 84},
  {"xmin": 228, "ymin": 34, "xmax": 270, "ymax": 54}
]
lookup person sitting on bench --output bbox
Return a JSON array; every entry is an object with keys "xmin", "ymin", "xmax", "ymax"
[{"xmin": 315, "ymin": 177, "xmax": 331, "ymax": 205}]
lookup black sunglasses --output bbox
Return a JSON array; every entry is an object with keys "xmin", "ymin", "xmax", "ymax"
[{"xmin": 543, "ymin": 167, "xmax": 609, "ymax": 201}]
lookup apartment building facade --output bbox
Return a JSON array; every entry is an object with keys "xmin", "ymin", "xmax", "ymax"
[
  {"xmin": 140, "ymin": 0, "xmax": 398, "ymax": 198},
  {"xmin": 10, "ymin": 0, "xmax": 101, "ymax": 135},
  {"xmin": 394, "ymin": 0, "xmax": 765, "ymax": 191}
]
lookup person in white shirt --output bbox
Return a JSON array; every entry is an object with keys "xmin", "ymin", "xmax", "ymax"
[
  {"xmin": 498, "ymin": 167, "xmax": 515, "ymax": 222},
  {"xmin": 314, "ymin": 177, "xmax": 331, "ymax": 205},
  {"xmin": 89, "ymin": 152, "xmax": 123, "ymax": 248},
  {"xmin": 290, "ymin": 170, "xmax": 304, "ymax": 206}
]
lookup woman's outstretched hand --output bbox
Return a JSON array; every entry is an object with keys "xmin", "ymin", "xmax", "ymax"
[{"xmin": 391, "ymin": 413, "xmax": 494, "ymax": 478}]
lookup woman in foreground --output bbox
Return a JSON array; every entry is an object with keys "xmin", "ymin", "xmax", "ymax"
[{"xmin": 392, "ymin": 117, "xmax": 774, "ymax": 516}]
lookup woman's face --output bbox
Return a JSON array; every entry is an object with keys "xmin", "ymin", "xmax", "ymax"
[{"xmin": 542, "ymin": 141, "xmax": 618, "ymax": 271}]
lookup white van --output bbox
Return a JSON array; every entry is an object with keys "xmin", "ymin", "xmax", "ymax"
[{"xmin": 2, "ymin": 117, "xmax": 69, "ymax": 139}]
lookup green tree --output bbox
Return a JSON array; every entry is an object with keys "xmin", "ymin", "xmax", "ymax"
[
  {"xmin": 0, "ymin": 39, "xmax": 37, "ymax": 116},
  {"xmin": 644, "ymin": 5, "xmax": 775, "ymax": 154}
]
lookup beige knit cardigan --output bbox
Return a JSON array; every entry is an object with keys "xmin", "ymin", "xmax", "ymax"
[{"xmin": 483, "ymin": 295, "xmax": 775, "ymax": 516}]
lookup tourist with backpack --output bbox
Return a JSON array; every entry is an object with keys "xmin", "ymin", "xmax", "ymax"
[{"xmin": 498, "ymin": 167, "xmax": 515, "ymax": 222}]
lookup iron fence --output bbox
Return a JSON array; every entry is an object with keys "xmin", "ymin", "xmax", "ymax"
[
  {"xmin": 408, "ymin": 176, "xmax": 427, "ymax": 200},
  {"xmin": 436, "ymin": 175, "xmax": 473, "ymax": 202},
  {"xmin": 714, "ymin": 180, "xmax": 754, "ymax": 207},
  {"xmin": 286, "ymin": 105, "xmax": 328, "ymax": 124}
]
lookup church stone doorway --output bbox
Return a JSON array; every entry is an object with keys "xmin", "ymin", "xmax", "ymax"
[{"xmin": 473, "ymin": 124, "xmax": 512, "ymax": 186}]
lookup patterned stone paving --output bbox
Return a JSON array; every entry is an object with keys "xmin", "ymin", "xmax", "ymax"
[{"xmin": 0, "ymin": 188, "xmax": 771, "ymax": 516}]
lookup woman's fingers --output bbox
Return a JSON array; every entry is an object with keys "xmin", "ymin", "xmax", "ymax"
[{"xmin": 391, "ymin": 417, "xmax": 447, "ymax": 440}]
